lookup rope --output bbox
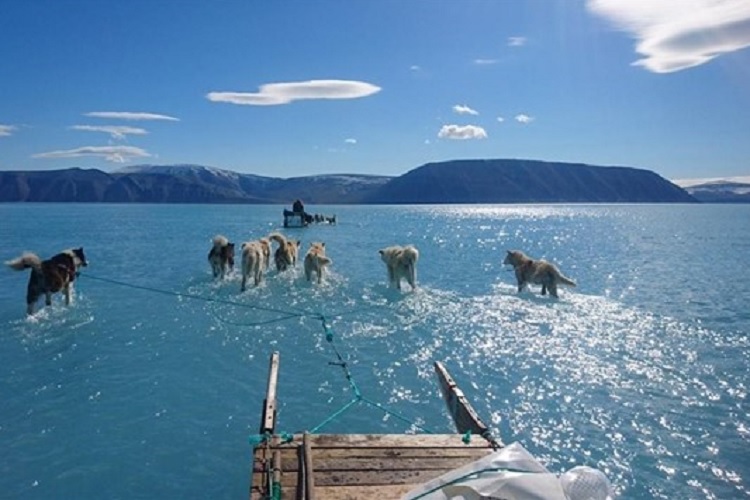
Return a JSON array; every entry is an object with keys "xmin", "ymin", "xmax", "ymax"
[{"xmin": 77, "ymin": 272, "xmax": 460, "ymax": 436}]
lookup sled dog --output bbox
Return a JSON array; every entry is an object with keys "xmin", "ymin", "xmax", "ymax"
[
  {"xmin": 240, "ymin": 240, "xmax": 268, "ymax": 291},
  {"xmin": 268, "ymin": 232, "xmax": 301, "ymax": 272},
  {"xmin": 6, "ymin": 247, "xmax": 88, "ymax": 315},
  {"xmin": 503, "ymin": 250, "xmax": 576, "ymax": 298},
  {"xmin": 379, "ymin": 245, "xmax": 419, "ymax": 291},
  {"xmin": 208, "ymin": 235, "xmax": 235, "ymax": 279},
  {"xmin": 304, "ymin": 242, "xmax": 332, "ymax": 284}
]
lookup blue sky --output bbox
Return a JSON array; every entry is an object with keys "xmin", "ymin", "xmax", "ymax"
[{"xmin": 1, "ymin": 0, "xmax": 749, "ymax": 181}]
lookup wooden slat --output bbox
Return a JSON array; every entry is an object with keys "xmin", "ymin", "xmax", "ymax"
[
  {"xmin": 303, "ymin": 432, "xmax": 315, "ymax": 500},
  {"xmin": 301, "ymin": 433, "xmax": 492, "ymax": 448},
  {"xmin": 260, "ymin": 352, "xmax": 280, "ymax": 434},
  {"xmin": 434, "ymin": 361, "xmax": 501, "ymax": 448},
  {"xmin": 313, "ymin": 484, "xmax": 417, "ymax": 499},
  {"xmin": 281, "ymin": 455, "xmax": 486, "ymax": 472},
  {"xmin": 280, "ymin": 467, "xmax": 467, "ymax": 488}
]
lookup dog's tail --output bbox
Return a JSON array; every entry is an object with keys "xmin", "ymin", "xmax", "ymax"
[
  {"xmin": 212, "ymin": 234, "xmax": 229, "ymax": 248},
  {"xmin": 268, "ymin": 232, "xmax": 288, "ymax": 247},
  {"xmin": 558, "ymin": 273, "xmax": 577, "ymax": 287},
  {"xmin": 5, "ymin": 252, "xmax": 42, "ymax": 272},
  {"xmin": 402, "ymin": 245, "xmax": 419, "ymax": 265}
]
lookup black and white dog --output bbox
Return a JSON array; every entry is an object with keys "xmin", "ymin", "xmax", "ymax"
[{"xmin": 6, "ymin": 247, "xmax": 88, "ymax": 315}]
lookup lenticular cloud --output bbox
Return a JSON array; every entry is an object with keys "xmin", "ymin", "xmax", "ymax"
[
  {"xmin": 206, "ymin": 79, "xmax": 381, "ymax": 106},
  {"xmin": 588, "ymin": 0, "xmax": 750, "ymax": 73}
]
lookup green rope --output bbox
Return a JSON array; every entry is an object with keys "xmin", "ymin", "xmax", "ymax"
[
  {"xmin": 80, "ymin": 272, "xmax": 311, "ymax": 319},
  {"xmin": 78, "ymin": 272, "xmax": 448, "ymax": 440}
]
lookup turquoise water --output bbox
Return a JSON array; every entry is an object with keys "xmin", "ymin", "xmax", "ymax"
[{"xmin": 1, "ymin": 203, "xmax": 748, "ymax": 499}]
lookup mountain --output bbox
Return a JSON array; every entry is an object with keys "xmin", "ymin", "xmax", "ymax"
[
  {"xmin": 0, "ymin": 160, "xmax": 696, "ymax": 204},
  {"xmin": 363, "ymin": 159, "xmax": 695, "ymax": 203},
  {"xmin": 0, "ymin": 165, "xmax": 392, "ymax": 204},
  {"xmin": 674, "ymin": 179, "xmax": 750, "ymax": 203}
]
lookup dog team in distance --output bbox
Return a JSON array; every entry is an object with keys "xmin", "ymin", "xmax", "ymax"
[{"xmin": 5, "ymin": 240, "xmax": 577, "ymax": 316}]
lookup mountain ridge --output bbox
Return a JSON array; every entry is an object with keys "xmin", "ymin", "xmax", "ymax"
[{"xmin": 0, "ymin": 159, "xmax": 696, "ymax": 204}]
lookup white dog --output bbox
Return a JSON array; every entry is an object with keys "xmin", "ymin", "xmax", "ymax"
[
  {"xmin": 304, "ymin": 242, "xmax": 332, "ymax": 284},
  {"xmin": 240, "ymin": 240, "xmax": 267, "ymax": 291},
  {"xmin": 379, "ymin": 245, "xmax": 419, "ymax": 291}
]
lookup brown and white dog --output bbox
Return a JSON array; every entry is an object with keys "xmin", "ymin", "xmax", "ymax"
[
  {"xmin": 379, "ymin": 245, "xmax": 419, "ymax": 291},
  {"xmin": 503, "ymin": 250, "xmax": 576, "ymax": 298},
  {"xmin": 6, "ymin": 247, "xmax": 88, "ymax": 315},
  {"xmin": 208, "ymin": 235, "xmax": 235, "ymax": 279},
  {"xmin": 268, "ymin": 232, "xmax": 301, "ymax": 272},
  {"xmin": 304, "ymin": 242, "xmax": 332, "ymax": 284},
  {"xmin": 258, "ymin": 237, "xmax": 272, "ymax": 271},
  {"xmin": 240, "ymin": 240, "xmax": 268, "ymax": 291}
]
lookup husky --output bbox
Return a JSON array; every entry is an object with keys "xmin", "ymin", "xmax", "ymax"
[
  {"xmin": 268, "ymin": 232, "xmax": 301, "ymax": 272},
  {"xmin": 6, "ymin": 247, "xmax": 88, "ymax": 315},
  {"xmin": 208, "ymin": 235, "xmax": 235, "ymax": 279},
  {"xmin": 379, "ymin": 245, "xmax": 419, "ymax": 291},
  {"xmin": 503, "ymin": 250, "xmax": 576, "ymax": 298},
  {"xmin": 304, "ymin": 242, "xmax": 332, "ymax": 284},
  {"xmin": 258, "ymin": 237, "xmax": 272, "ymax": 270},
  {"xmin": 240, "ymin": 240, "xmax": 268, "ymax": 291}
]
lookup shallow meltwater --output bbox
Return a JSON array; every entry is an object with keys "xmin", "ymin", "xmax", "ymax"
[{"xmin": 2, "ymin": 203, "xmax": 749, "ymax": 498}]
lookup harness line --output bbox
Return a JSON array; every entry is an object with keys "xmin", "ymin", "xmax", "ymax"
[{"xmin": 78, "ymin": 272, "xmax": 437, "ymax": 437}]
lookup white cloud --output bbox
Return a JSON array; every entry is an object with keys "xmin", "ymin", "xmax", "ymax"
[
  {"xmin": 206, "ymin": 79, "xmax": 381, "ymax": 106},
  {"xmin": 0, "ymin": 124, "xmax": 17, "ymax": 137},
  {"xmin": 474, "ymin": 58, "xmax": 499, "ymax": 65},
  {"xmin": 344, "ymin": 138, "xmax": 357, "ymax": 144},
  {"xmin": 410, "ymin": 65, "xmax": 422, "ymax": 71},
  {"xmin": 85, "ymin": 111, "xmax": 179, "ymax": 121},
  {"xmin": 70, "ymin": 125, "xmax": 147, "ymax": 140},
  {"xmin": 508, "ymin": 36, "xmax": 527, "ymax": 47},
  {"xmin": 497, "ymin": 116, "xmax": 505, "ymax": 123},
  {"xmin": 587, "ymin": 0, "xmax": 750, "ymax": 73},
  {"xmin": 453, "ymin": 104, "xmax": 479, "ymax": 116},
  {"xmin": 438, "ymin": 124, "xmax": 488, "ymax": 140},
  {"xmin": 515, "ymin": 114, "xmax": 534, "ymax": 124},
  {"xmin": 33, "ymin": 145, "xmax": 151, "ymax": 163}
]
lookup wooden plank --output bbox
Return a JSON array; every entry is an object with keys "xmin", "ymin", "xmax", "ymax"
[
  {"xmin": 280, "ymin": 455, "xmax": 486, "ymax": 472},
  {"xmin": 301, "ymin": 433, "xmax": 492, "ymax": 448},
  {"xmin": 434, "ymin": 361, "xmax": 501, "ymax": 448},
  {"xmin": 294, "ymin": 446, "xmax": 489, "ymax": 459},
  {"xmin": 313, "ymin": 484, "xmax": 417, "ymax": 499},
  {"xmin": 279, "ymin": 467, "xmax": 467, "ymax": 488},
  {"xmin": 260, "ymin": 351, "xmax": 280, "ymax": 434},
  {"xmin": 303, "ymin": 432, "xmax": 315, "ymax": 500}
]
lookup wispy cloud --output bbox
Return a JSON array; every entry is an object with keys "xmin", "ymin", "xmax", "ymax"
[
  {"xmin": 33, "ymin": 145, "xmax": 150, "ymax": 163},
  {"xmin": 85, "ymin": 111, "xmax": 179, "ymax": 121},
  {"xmin": 438, "ymin": 124, "xmax": 488, "ymax": 140},
  {"xmin": 515, "ymin": 114, "xmax": 534, "ymax": 124},
  {"xmin": 206, "ymin": 79, "xmax": 381, "ymax": 106},
  {"xmin": 474, "ymin": 58, "xmax": 499, "ymax": 65},
  {"xmin": 70, "ymin": 125, "xmax": 147, "ymax": 140},
  {"xmin": 587, "ymin": 0, "xmax": 750, "ymax": 73},
  {"xmin": 344, "ymin": 138, "xmax": 357, "ymax": 144},
  {"xmin": 497, "ymin": 116, "xmax": 505, "ymax": 123},
  {"xmin": 508, "ymin": 36, "xmax": 527, "ymax": 47},
  {"xmin": 410, "ymin": 65, "xmax": 422, "ymax": 71},
  {"xmin": 0, "ymin": 124, "xmax": 17, "ymax": 137},
  {"xmin": 453, "ymin": 104, "xmax": 479, "ymax": 116}
]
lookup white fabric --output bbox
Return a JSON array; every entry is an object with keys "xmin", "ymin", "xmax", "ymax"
[{"xmin": 402, "ymin": 442, "xmax": 568, "ymax": 500}]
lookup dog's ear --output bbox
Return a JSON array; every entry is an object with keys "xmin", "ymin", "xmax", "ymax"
[
  {"xmin": 321, "ymin": 242, "xmax": 325, "ymax": 247},
  {"xmin": 378, "ymin": 249, "xmax": 384, "ymax": 255}
]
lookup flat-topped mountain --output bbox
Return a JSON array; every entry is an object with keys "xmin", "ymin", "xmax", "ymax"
[
  {"xmin": 0, "ymin": 159, "xmax": 696, "ymax": 203},
  {"xmin": 363, "ymin": 159, "xmax": 695, "ymax": 203}
]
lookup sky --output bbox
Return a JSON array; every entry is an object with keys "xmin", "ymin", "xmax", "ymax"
[{"xmin": 1, "ymin": 0, "xmax": 749, "ymax": 182}]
